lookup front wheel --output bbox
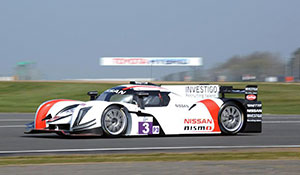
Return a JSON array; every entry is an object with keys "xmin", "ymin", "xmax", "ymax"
[
  {"xmin": 101, "ymin": 106, "xmax": 128, "ymax": 137},
  {"xmin": 219, "ymin": 102, "xmax": 244, "ymax": 135}
]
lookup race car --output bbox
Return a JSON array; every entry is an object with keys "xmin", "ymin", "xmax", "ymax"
[{"xmin": 25, "ymin": 81, "xmax": 262, "ymax": 137}]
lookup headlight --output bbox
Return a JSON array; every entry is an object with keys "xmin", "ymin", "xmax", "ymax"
[{"xmin": 56, "ymin": 104, "xmax": 79, "ymax": 117}]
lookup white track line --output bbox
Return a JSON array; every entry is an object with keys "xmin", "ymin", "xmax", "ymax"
[
  {"xmin": 263, "ymin": 121, "xmax": 300, "ymax": 124},
  {"xmin": 0, "ymin": 145, "xmax": 300, "ymax": 154},
  {"xmin": 0, "ymin": 125, "xmax": 25, "ymax": 128},
  {"xmin": 264, "ymin": 117, "xmax": 300, "ymax": 119},
  {"xmin": 0, "ymin": 119, "xmax": 32, "ymax": 122}
]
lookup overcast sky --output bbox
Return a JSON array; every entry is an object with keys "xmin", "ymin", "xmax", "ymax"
[{"xmin": 1, "ymin": 0, "xmax": 300, "ymax": 80}]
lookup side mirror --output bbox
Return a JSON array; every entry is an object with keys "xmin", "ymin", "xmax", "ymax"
[
  {"xmin": 136, "ymin": 92, "xmax": 149, "ymax": 109},
  {"xmin": 87, "ymin": 91, "xmax": 98, "ymax": 100}
]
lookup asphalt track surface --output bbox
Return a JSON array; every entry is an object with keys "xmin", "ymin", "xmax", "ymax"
[{"xmin": 0, "ymin": 113, "xmax": 299, "ymax": 156}]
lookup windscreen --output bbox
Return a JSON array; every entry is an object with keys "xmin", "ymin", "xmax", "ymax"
[{"xmin": 96, "ymin": 87, "xmax": 134, "ymax": 104}]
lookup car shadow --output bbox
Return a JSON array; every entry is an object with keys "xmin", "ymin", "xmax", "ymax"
[
  {"xmin": 21, "ymin": 132, "xmax": 258, "ymax": 140},
  {"xmin": 21, "ymin": 135, "xmax": 101, "ymax": 139}
]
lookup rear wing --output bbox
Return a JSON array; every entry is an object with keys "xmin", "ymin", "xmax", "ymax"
[{"xmin": 220, "ymin": 85, "xmax": 258, "ymax": 101}]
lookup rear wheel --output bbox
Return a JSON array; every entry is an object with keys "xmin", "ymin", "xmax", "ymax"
[
  {"xmin": 219, "ymin": 102, "xmax": 244, "ymax": 135},
  {"xmin": 101, "ymin": 106, "xmax": 128, "ymax": 137}
]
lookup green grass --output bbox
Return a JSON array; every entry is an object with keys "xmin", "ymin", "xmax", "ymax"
[
  {"xmin": 0, "ymin": 81, "xmax": 117, "ymax": 112},
  {"xmin": 0, "ymin": 151, "xmax": 299, "ymax": 166},
  {"xmin": 215, "ymin": 82, "xmax": 300, "ymax": 114},
  {"xmin": 0, "ymin": 81, "xmax": 300, "ymax": 114}
]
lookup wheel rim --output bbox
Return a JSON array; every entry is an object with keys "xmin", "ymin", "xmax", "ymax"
[
  {"xmin": 221, "ymin": 106, "xmax": 243, "ymax": 132},
  {"xmin": 103, "ymin": 108, "xmax": 126, "ymax": 135}
]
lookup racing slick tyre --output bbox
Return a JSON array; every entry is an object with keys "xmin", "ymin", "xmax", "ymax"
[
  {"xmin": 218, "ymin": 102, "xmax": 244, "ymax": 135},
  {"xmin": 101, "ymin": 105, "xmax": 128, "ymax": 137}
]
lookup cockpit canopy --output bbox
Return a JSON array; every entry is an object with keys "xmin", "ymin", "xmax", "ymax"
[{"xmin": 97, "ymin": 86, "xmax": 170, "ymax": 107}]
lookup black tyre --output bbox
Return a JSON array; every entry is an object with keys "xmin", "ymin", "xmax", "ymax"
[
  {"xmin": 101, "ymin": 105, "xmax": 128, "ymax": 137},
  {"xmin": 56, "ymin": 132, "xmax": 65, "ymax": 137},
  {"xmin": 218, "ymin": 102, "xmax": 244, "ymax": 135}
]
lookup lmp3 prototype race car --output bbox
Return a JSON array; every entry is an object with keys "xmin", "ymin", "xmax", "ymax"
[{"xmin": 25, "ymin": 81, "xmax": 262, "ymax": 137}]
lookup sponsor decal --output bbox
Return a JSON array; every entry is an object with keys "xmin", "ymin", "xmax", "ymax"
[
  {"xmin": 114, "ymin": 58, "xmax": 148, "ymax": 65},
  {"xmin": 112, "ymin": 58, "xmax": 188, "ymax": 65},
  {"xmin": 105, "ymin": 89, "xmax": 126, "ymax": 95},
  {"xmin": 186, "ymin": 86, "xmax": 218, "ymax": 94},
  {"xmin": 100, "ymin": 57, "xmax": 202, "ymax": 66},
  {"xmin": 185, "ymin": 85, "xmax": 219, "ymax": 98},
  {"xmin": 245, "ymin": 87, "xmax": 258, "ymax": 91},
  {"xmin": 184, "ymin": 118, "xmax": 213, "ymax": 124},
  {"xmin": 247, "ymin": 104, "xmax": 262, "ymax": 108},
  {"xmin": 175, "ymin": 104, "xmax": 190, "ymax": 108},
  {"xmin": 184, "ymin": 118, "xmax": 213, "ymax": 132},
  {"xmin": 161, "ymin": 85, "xmax": 219, "ymax": 99},
  {"xmin": 246, "ymin": 94, "xmax": 256, "ymax": 101},
  {"xmin": 184, "ymin": 126, "xmax": 212, "ymax": 131},
  {"xmin": 246, "ymin": 101, "xmax": 262, "ymax": 122},
  {"xmin": 247, "ymin": 114, "xmax": 262, "ymax": 118},
  {"xmin": 247, "ymin": 109, "xmax": 262, "ymax": 113}
]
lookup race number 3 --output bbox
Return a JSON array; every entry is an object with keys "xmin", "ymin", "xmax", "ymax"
[{"xmin": 138, "ymin": 122, "xmax": 153, "ymax": 134}]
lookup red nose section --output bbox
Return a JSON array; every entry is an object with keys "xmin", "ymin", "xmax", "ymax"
[{"xmin": 35, "ymin": 99, "xmax": 73, "ymax": 129}]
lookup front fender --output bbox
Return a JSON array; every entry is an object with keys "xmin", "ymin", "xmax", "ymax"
[{"xmin": 34, "ymin": 99, "xmax": 82, "ymax": 129}]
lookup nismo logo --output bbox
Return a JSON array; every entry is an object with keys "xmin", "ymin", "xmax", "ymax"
[{"xmin": 184, "ymin": 126, "xmax": 212, "ymax": 131}]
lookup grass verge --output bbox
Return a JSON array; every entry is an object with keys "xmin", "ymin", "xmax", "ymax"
[
  {"xmin": 0, "ymin": 81, "xmax": 300, "ymax": 114},
  {"xmin": 1, "ymin": 151, "xmax": 300, "ymax": 166}
]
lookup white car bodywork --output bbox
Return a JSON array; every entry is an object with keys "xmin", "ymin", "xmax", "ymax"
[{"xmin": 26, "ymin": 83, "xmax": 262, "ymax": 136}]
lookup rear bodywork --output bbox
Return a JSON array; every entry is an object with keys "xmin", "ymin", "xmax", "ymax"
[
  {"xmin": 219, "ymin": 85, "xmax": 262, "ymax": 133},
  {"xmin": 25, "ymin": 82, "xmax": 262, "ymax": 137}
]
